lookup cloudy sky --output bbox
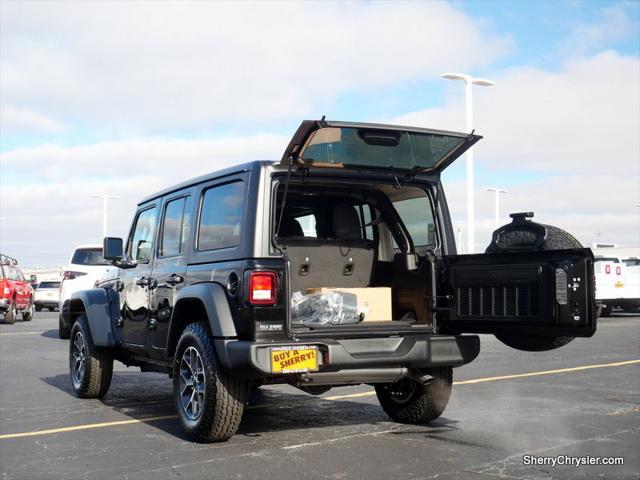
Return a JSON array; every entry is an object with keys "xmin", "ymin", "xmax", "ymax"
[{"xmin": 1, "ymin": 0, "xmax": 639, "ymax": 266}]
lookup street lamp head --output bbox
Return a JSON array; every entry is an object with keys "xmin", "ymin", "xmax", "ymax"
[
  {"xmin": 441, "ymin": 72, "xmax": 470, "ymax": 82},
  {"xmin": 471, "ymin": 78, "xmax": 495, "ymax": 87}
]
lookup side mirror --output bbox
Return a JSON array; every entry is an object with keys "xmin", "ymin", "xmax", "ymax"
[
  {"xmin": 103, "ymin": 237, "xmax": 124, "ymax": 261},
  {"xmin": 29, "ymin": 275, "xmax": 38, "ymax": 284}
]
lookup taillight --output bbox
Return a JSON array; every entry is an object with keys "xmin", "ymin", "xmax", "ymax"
[
  {"xmin": 62, "ymin": 271, "xmax": 87, "ymax": 280},
  {"xmin": 249, "ymin": 272, "xmax": 276, "ymax": 305},
  {"xmin": 605, "ymin": 265, "xmax": 611, "ymax": 274},
  {"xmin": 0, "ymin": 280, "xmax": 8, "ymax": 297},
  {"xmin": 616, "ymin": 266, "xmax": 621, "ymax": 275}
]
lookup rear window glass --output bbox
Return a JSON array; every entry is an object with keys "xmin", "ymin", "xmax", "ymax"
[
  {"xmin": 198, "ymin": 181, "xmax": 245, "ymax": 251},
  {"xmin": 38, "ymin": 281, "xmax": 60, "ymax": 289},
  {"xmin": 623, "ymin": 259, "xmax": 640, "ymax": 267},
  {"xmin": 71, "ymin": 248, "xmax": 109, "ymax": 266},
  {"xmin": 301, "ymin": 127, "xmax": 466, "ymax": 171}
]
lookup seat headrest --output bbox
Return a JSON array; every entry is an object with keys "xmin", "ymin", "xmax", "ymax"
[
  {"xmin": 332, "ymin": 204, "xmax": 362, "ymax": 240},
  {"xmin": 279, "ymin": 217, "xmax": 304, "ymax": 238}
]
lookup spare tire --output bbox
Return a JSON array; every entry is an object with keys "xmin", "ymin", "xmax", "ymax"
[{"xmin": 487, "ymin": 219, "xmax": 581, "ymax": 352}]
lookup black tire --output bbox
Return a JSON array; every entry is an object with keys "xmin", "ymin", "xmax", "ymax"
[
  {"xmin": 35, "ymin": 305, "xmax": 43, "ymax": 312},
  {"xmin": 69, "ymin": 316, "xmax": 113, "ymax": 398},
  {"xmin": 59, "ymin": 316, "xmax": 71, "ymax": 339},
  {"xmin": 601, "ymin": 305, "xmax": 613, "ymax": 317},
  {"xmin": 376, "ymin": 367, "xmax": 452, "ymax": 424},
  {"xmin": 489, "ymin": 224, "xmax": 580, "ymax": 352},
  {"xmin": 3, "ymin": 302, "xmax": 17, "ymax": 324},
  {"xmin": 22, "ymin": 300, "xmax": 34, "ymax": 322},
  {"xmin": 173, "ymin": 322, "xmax": 247, "ymax": 442}
]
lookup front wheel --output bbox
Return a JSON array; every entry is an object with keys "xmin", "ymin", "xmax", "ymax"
[
  {"xmin": 69, "ymin": 316, "xmax": 113, "ymax": 398},
  {"xmin": 173, "ymin": 322, "xmax": 247, "ymax": 443},
  {"xmin": 376, "ymin": 368, "xmax": 452, "ymax": 424}
]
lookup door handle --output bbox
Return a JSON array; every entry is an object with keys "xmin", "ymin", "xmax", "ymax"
[
  {"xmin": 136, "ymin": 277, "xmax": 157, "ymax": 289},
  {"xmin": 166, "ymin": 274, "xmax": 184, "ymax": 286}
]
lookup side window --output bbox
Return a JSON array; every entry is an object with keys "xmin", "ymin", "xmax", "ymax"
[
  {"xmin": 160, "ymin": 197, "xmax": 189, "ymax": 257},
  {"xmin": 393, "ymin": 196, "xmax": 435, "ymax": 248},
  {"xmin": 198, "ymin": 181, "xmax": 245, "ymax": 251},
  {"xmin": 129, "ymin": 207, "xmax": 158, "ymax": 262}
]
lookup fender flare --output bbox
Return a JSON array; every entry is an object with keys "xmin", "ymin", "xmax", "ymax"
[
  {"xmin": 67, "ymin": 288, "xmax": 120, "ymax": 347},
  {"xmin": 166, "ymin": 283, "xmax": 237, "ymax": 355}
]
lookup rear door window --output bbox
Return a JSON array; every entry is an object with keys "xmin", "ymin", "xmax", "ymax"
[
  {"xmin": 198, "ymin": 181, "xmax": 245, "ymax": 251},
  {"xmin": 159, "ymin": 196, "xmax": 190, "ymax": 257}
]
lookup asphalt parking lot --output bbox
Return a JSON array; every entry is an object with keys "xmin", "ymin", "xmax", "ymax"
[{"xmin": 0, "ymin": 312, "xmax": 638, "ymax": 480}]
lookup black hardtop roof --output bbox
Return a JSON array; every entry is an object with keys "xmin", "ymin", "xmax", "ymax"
[{"xmin": 138, "ymin": 160, "xmax": 275, "ymax": 206}]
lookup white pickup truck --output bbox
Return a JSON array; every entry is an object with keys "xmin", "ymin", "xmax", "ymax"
[{"xmin": 593, "ymin": 248, "xmax": 640, "ymax": 315}]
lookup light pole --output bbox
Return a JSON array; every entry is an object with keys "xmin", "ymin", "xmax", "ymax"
[
  {"xmin": 89, "ymin": 194, "xmax": 119, "ymax": 238},
  {"xmin": 485, "ymin": 187, "xmax": 508, "ymax": 229},
  {"xmin": 441, "ymin": 73, "xmax": 495, "ymax": 253},
  {"xmin": 453, "ymin": 220, "xmax": 465, "ymax": 254}
]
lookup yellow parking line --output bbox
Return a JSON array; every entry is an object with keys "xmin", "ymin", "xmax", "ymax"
[
  {"xmin": 1, "ymin": 358, "xmax": 638, "ymax": 440},
  {"xmin": 0, "ymin": 415, "xmax": 177, "ymax": 439},
  {"xmin": 323, "ymin": 359, "xmax": 640, "ymax": 401}
]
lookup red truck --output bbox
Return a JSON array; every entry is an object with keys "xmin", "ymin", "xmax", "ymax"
[{"xmin": 0, "ymin": 254, "xmax": 34, "ymax": 324}]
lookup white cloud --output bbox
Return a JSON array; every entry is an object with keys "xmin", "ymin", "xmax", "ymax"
[
  {"xmin": 393, "ymin": 51, "xmax": 640, "ymax": 175},
  {"xmin": 444, "ymin": 174, "xmax": 640, "ymax": 251},
  {"xmin": 0, "ymin": 1, "xmax": 511, "ymax": 131},
  {"xmin": 0, "ymin": 135, "xmax": 288, "ymax": 266},
  {"xmin": 559, "ymin": 4, "xmax": 639, "ymax": 55},
  {"xmin": 0, "ymin": 106, "xmax": 67, "ymax": 134},
  {"xmin": 392, "ymin": 51, "xmax": 640, "ymax": 250}
]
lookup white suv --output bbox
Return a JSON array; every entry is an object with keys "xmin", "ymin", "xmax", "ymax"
[{"xmin": 58, "ymin": 244, "xmax": 115, "ymax": 338}]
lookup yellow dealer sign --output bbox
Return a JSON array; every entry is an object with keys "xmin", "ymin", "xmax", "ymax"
[{"xmin": 271, "ymin": 346, "xmax": 319, "ymax": 374}]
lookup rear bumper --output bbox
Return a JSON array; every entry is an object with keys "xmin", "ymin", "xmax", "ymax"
[
  {"xmin": 34, "ymin": 300, "xmax": 59, "ymax": 307},
  {"xmin": 215, "ymin": 334, "xmax": 480, "ymax": 379}
]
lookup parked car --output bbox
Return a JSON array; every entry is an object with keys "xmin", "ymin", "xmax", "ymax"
[
  {"xmin": 0, "ymin": 254, "xmax": 34, "ymax": 324},
  {"xmin": 594, "ymin": 255, "xmax": 640, "ymax": 315},
  {"xmin": 63, "ymin": 120, "xmax": 597, "ymax": 442},
  {"xmin": 58, "ymin": 245, "xmax": 114, "ymax": 338},
  {"xmin": 34, "ymin": 280, "xmax": 61, "ymax": 311}
]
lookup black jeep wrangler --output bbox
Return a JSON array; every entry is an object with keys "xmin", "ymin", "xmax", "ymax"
[{"xmin": 63, "ymin": 120, "xmax": 597, "ymax": 442}]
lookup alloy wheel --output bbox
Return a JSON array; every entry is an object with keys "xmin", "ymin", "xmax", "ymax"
[
  {"xmin": 71, "ymin": 331, "xmax": 87, "ymax": 388},
  {"xmin": 179, "ymin": 346, "xmax": 206, "ymax": 421}
]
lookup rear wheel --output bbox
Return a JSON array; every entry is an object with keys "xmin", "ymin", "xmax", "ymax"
[
  {"xmin": 173, "ymin": 322, "xmax": 247, "ymax": 442},
  {"xmin": 376, "ymin": 368, "xmax": 452, "ymax": 424},
  {"xmin": 35, "ymin": 305, "xmax": 43, "ymax": 312},
  {"xmin": 69, "ymin": 316, "xmax": 113, "ymax": 398},
  {"xmin": 22, "ymin": 300, "xmax": 34, "ymax": 322},
  {"xmin": 488, "ymin": 224, "xmax": 581, "ymax": 352},
  {"xmin": 3, "ymin": 302, "xmax": 17, "ymax": 324},
  {"xmin": 601, "ymin": 305, "xmax": 613, "ymax": 317}
]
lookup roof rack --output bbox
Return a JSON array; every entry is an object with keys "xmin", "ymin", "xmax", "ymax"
[{"xmin": 0, "ymin": 254, "xmax": 19, "ymax": 266}]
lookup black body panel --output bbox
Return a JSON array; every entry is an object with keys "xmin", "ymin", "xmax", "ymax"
[{"xmin": 441, "ymin": 249, "xmax": 596, "ymax": 337}]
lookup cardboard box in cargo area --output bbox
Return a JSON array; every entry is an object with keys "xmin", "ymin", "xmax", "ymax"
[{"xmin": 305, "ymin": 287, "xmax": 391, "ymax": 322}]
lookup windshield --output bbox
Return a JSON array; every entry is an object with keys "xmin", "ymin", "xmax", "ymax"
[
  {"xmin": 623, "ymin": 258, "xmax": 640, "ymax": 267},
  {"xmin": 38, "ymin": 281, "xmax": 61, "ymax": 289},
  {"xmin": 71, "ymin": 248, "xmax": 109, "ymax": 266},
  {"xmin": 300, "ymin": 126, "xmax": 467, "ymax": 171}
]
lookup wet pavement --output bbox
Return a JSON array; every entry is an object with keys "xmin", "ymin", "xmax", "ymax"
[{"xmin": 1, "ymin": 311, "xmax": 638, "ymax": 479}]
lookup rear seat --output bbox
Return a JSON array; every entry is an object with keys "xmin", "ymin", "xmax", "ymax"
[{"xmin": 281, "ymin": 204, "xmax": 375, "ymax": 293}]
